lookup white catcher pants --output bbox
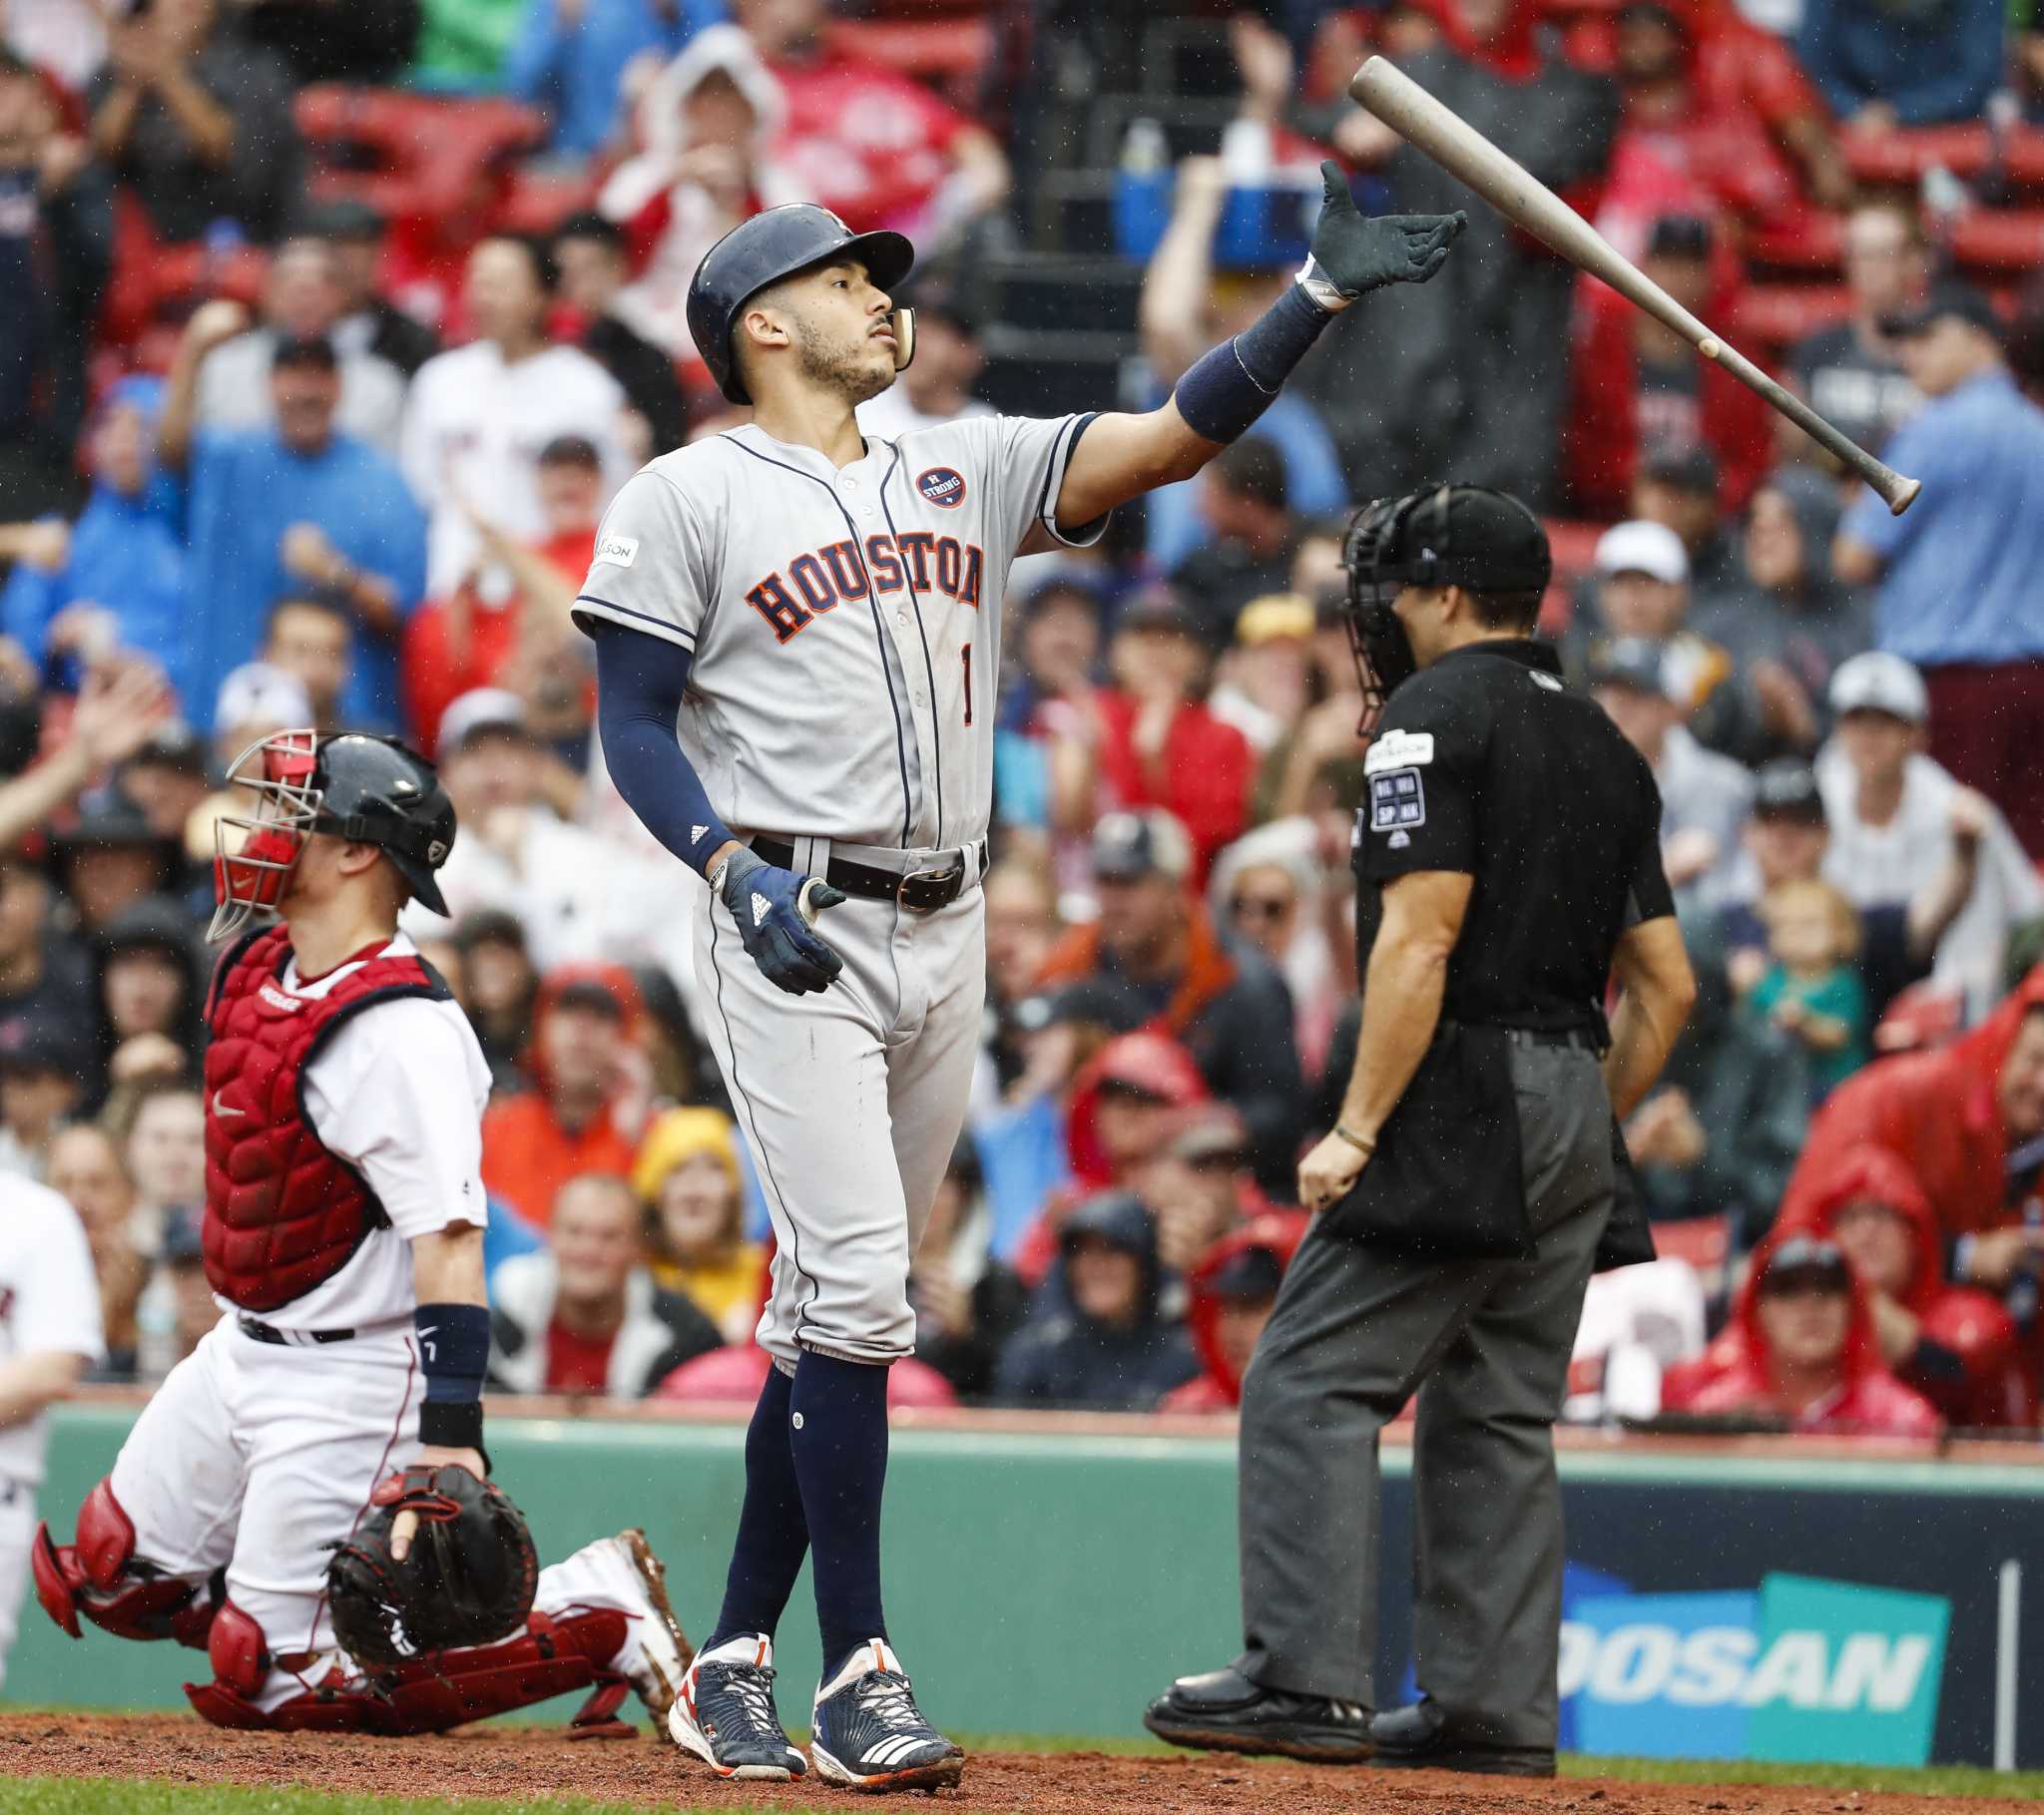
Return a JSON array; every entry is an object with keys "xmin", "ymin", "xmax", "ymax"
[
  {"xmin": 694, "ymin": 866, "xmax": 985, "ymax": 1367},
  {"xmin": 108, "ymin": 1314, "xmax": 647, "ymax": 1708}
]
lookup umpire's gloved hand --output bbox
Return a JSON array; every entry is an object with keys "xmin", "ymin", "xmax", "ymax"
[
  {"xmin": 1303, "ymin": 160, "xmax": 1466, "ymax": 304},
  {"xmin": 715, "ymin": 845, "xmax": 846, "ymax": 995}
]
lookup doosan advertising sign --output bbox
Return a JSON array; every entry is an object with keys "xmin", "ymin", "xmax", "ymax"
[{"xmin": 1560, "ymin": 1573, "xmax": 1950, "ymax": 1765}]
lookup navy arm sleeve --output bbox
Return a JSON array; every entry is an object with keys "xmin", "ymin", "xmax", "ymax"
[{"xmin": 592, "ymin": 621, "xmax": 737, "ymax": 879}]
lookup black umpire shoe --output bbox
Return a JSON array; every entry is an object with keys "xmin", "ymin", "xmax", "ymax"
[
  {"xmin": 1144, "ymin": 1664, "xmax": 1372, "ymax": 1763},
  {"xmin": 1370, "ymin": 1697, "xmax": 1556, "ymax": 1776}
]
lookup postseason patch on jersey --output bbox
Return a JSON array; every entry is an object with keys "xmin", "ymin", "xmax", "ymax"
[
  {"xmin": 1364, "ymin": 728, "xmax": 1435, "ymax": 775},
  {"xmin": 1370, "ymin": 767, "xmax": 1426, "ymax": 833},
  {"xmin": 595, "ymin": 534, "xmax": 639, "ymax": 569},
  {"xmin": 917, "ymin": 466, "xmax": 967, "ymax": 509}
]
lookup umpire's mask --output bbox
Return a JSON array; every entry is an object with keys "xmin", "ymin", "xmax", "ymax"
[{"xmin": 1340, "ymin": 484, "xmax": 1553, "ymax": 734}]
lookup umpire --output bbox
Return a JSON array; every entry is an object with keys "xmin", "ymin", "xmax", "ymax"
[{"xmin": 1146, "ymin": 486, "xmax": 1697, "ymax": 1776}]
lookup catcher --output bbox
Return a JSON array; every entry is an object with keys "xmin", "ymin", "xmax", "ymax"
[{"xmin": 32, "ymin": 730, "xmax": 688, "ymax": 1735}]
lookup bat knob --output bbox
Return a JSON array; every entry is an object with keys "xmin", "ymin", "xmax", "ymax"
[
  {"xmin": 1886, "ymin": 475, "xmax": 1922, "ymax": 516},
  {"xmin": 1699, "ymin": 336, "xmax": 1721, "ymax": 360}
]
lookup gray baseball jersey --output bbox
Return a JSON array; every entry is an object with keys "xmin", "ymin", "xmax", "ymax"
[{"xmin": 571, "ymin": 414, "xmax": 1107, "ymax": 852}]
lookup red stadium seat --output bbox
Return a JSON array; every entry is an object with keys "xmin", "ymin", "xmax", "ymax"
[
  {"xmin": 293, "ymin": 88, "xmax": 544, "ymax": 228},
  {"xmin": 823, "ymin": 18, "xmax": 993, "ymax": 105},
  {"xmin": 1543, "ymin": 518, "xmax": 1609, "ymax": 582},
  {"xmin": 1734, "ymin": 282, "xmax": 1850, "ymax": 352},
  {"xmin": 1649, "ymin": 1213, "xmax": 1735, "ymax": 1300},
  {"xmin": 1748, "ymin": 212, "xmax": 1846, "ymax": 275},
  {"xmin": 2005, "ymin": 127, "xmax": 2044, "ymax": 195},
  {"xmin": 1950, "ymin": 209, "xmax": 2044, "ymax": 275},
  {"xmin": 1841, "ymin": 124, "xmax": 1991, "ymax": 187},
  {"xmin": 494, "ymin": 166, "xmax": 603, "ymax": 238},
  {"xmin": 99, "ymin": 193, "xmax": 269, "ymax": 351}
]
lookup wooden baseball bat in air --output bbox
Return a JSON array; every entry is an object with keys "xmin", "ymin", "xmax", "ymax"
[{"xmin": 1347, "ymin": 56, "xmax": 1921, "ymax": 515}]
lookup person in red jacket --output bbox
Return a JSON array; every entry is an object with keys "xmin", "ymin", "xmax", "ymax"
[
  {"xmin": 1778, "ymin": 1148, "xmax": 2033, "ymax": 1428},
  {"xmin": 1162, "ymin": 1212, "xmax": 1309, "ymax": 1413},
  {"xmin": 1661, "ymin": 1232, "xmax": 1942, "ymax": 1436},
  {"xmin": 1565, "ymin": 214, "xmax": 1775, "ymax": 519},
  {"xmin": 1779, "ymin": 966, "xmax": 2044, "ymax": 1295}
]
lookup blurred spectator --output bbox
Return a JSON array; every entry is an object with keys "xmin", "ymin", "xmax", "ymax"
[
  {"xmin": 0, "ymin": 847, "xmax": 90, "ymax": 1035},
  {"xmin": 1135, "ymin": 150, "xmax": 1346, "ymax": 573},
  {"xmin": 506, "ymin": 0, "xmax": 721, "ymax": 158},
  {"xmin": 1258, "ymin": 587, "xmax": 1374, "ymax": 828},
  {"xmin": 1779, "ymin": 968, "xmax": 2044, "ymax": 1292},
  {"xmin": 1660, "ymin": 1233, "xmax": 1941, "ymax": 1436},
  {"xmin": 4, "ymin": 3, "xmax": 107, "ymax": 89},
  {"xmin": 1633, "ymin": 447, "xmax": 1740, "ymax": 604},
  {"xmin": 1594, "ymin": 0, "xmax": 1849, "ymax": 253},
  {"xmin": 1783, "ymin": 1148, "xmax": 2032, "ymax": 1428},
  {"xmin": 401, "ymin": 236, "xmax": 629, "ymax": 597},
  {"xmin": 1691, "ymin": 468, "xmax": 1872, "ymax": 761},
  {"xmin": 553, "ymin": 212, "xmax": 690, "ymax": 456},
  {"xmin": 736, "ymin": 0, "xmax": 1010, "ymax": 243},
  {"xmin": 1742, "ymin": 878, "xmax": 1870, "ymax": 1099},
  {"xmin": 116, "ymin": 721, "xmax": 212, "ymax": 873},
  {"xmin": 1564, "ymin": 1258, "xmax": 1709, "ymax": 1422},
  {"xmin": 1285, "ymin": 4, "xmax": 1617, "ymax": 510},
  {"xmin": 1208, "ymin": 593, "xmax": 1314, "ymax": 756},
  {"xmin": 403, "ymin": 689, "xmax": 615, "ymax": 965},
  {"xmin": 1161, "ymin": 1211, "xmax": 1307, "ymax": 1413},
  {"xmin": 1574, "ymin": 519, "xmax": 1754, "ymax": 759},
  {"xmin": 480, "ymin": 965, "xmax": 647, "ymax": 1229},
  {"xmin": 1832, "ymin": 284, "xmax": 2044, "ymax": 857},
  {"xmin": 1, "ymin": 378, "xmax": 184, "ymax": 697},
  {"xmin": 123, "ymin": 1077, "xmax": 204, "ymax": 1234},
  {"xmin": 149, "ymin": 1207, "xmax": 217, "ymax": 1377},
  {"xmin": 598, "ymin": 23, "xmax": 799, "ymax": 360},
  {"xmin": 1140, "ymin": 1109, "xmax": 1267, "ymax": 1280},
  {"xmin": 857, "ymin": 272, "xmax": 992, "ymax": 439},
  {"xmin": 1039, "ymin": 812, "xmax": 1302, "ymax": 1189},
  {"xmin": 488, "ymin": 1171, "xmax": 720, "ymax": 1396},
  {"xmin": 94, "ymin": 902, "xmax": 203, "ymax": 1091},
  {"xmin": 1092, "ymin": 599, "xmax": 1255, "ymax": 881},
  {"xmin": 1588, "ymin": 636, "xmax": 1752, "ymax": 902},
  {"xmin": 1815, "ymin": 654, "xmax": 2043, "ymax": 1017},
  {"xmin": 448, "ymin": 908, "xmax": 538, "ymax": 1093},
  {"xmin": 1208, "ymin": 817, "xmax": 1338, "ymax": 1081},
  {"xmin": 402, "ymin": 435, "xmax": 600, "ymax": 756},
  {"xmin": 0, "ymin": 47, "xmax": 112, "ymax": 521},
  {"xmin": 991, "ymin": 576, "xmax": 1104, "ymax": 850},
  {"xmin": 994, "ymin": 1191, "xmax": 1199, "ymax": 1411},
  {"xmin": 0, "ymin": 1016, "xmax": 88, "ymax": 1180},
  {"xmin": 192, "ymin": 237, "xmax": 408, "ymax": 456},
  {"xmin": 162, "ymin": 303, "xmax": 427, "ymax": 732},
  {"xmin": 1796, "ymin": 0, "xmax": 2004, "ymax": 129},
  {"xmin": 1567, "ymin": 215, "xmax": 1772, "ymax": 520},
  {"xmin": 46, "ymin": 1122, "xmax": 143, "ymax": 1379},
  {"xmin": 981, "ymin": 854, "xmax": 1060, "ymax": 1068},
  {"xmin": 1785, "ymin": 199, "xmax": 1925, "ymax": 461},
  {"xmin": 303, "ymin": 198, "xmax": 442, "ymax": 380},
  {"xmin": 1170, "ymin": 438, "xmax": 1299, "ymax": 652},
  {"xmin": 86, "ymin": 0, "xmax": 301, "ymax": 244},
  {"xmin": 632, "ymin": 1106, "xmax": 767, "ymax": 1345},
  {"xmin": 261, "ymin": 592, "xmax": 353, "ymax": 735},
  {"xmin": 52, "ymin": 791, "xmax": 176, "ymax": 944},
  {"xmin": 909, "ymin": 1137, "xmax": 1026, "ymax": 1403},
  {"xmin": 234, "ymin": 0, "xmax": 421, "ymax": 85}
]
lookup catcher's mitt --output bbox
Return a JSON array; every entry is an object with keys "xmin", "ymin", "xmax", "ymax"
[{"xmin": 326, "ymin": 1465, "xmax": 538, "ymax": 1666}]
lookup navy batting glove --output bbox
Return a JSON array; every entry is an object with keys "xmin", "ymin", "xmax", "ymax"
[
  {"xmin": 716, "ymin": 846, "xmax": 847, "ymax": 995},
  {"xmin": 1305, "ymin": 161, "xmax": 1466, "ymax": 300}
]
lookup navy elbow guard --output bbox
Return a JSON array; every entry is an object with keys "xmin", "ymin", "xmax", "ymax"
[
  {"xmin": 1172, "ymin": 280, "xmax": 1340, "ymax": 444},
  {"xmin": 416, "ymin": 1301, "xmax": 491, "ymax": 1464}
]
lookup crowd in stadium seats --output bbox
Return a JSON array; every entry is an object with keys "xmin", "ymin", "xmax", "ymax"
[{"xmin": 4, "ymin": 0, "xmax": 2044, "ymax": 1438}]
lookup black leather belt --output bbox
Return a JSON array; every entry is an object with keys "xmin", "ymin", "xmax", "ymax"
[
  {"xmin": 238, "ymin": 1314, "xmax": 355, "ymax": 1346},
  {"xmin": 1505, "ymin": 1025, "xmax": 1607, "ymax": 1053},
  {"xmin": 752, "ymin": 837, "xmax": 985, "ymax": 915}
]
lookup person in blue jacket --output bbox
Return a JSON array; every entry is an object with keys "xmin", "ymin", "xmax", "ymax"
[{"xmin": 1797, "ymin": 0, "xmax": 2008, "ymax": 129}]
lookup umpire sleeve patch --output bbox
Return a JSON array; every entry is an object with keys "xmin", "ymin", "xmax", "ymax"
[{"xmin": 1369, "ymin": 767, "xmax": 1426, "ymax": 832}]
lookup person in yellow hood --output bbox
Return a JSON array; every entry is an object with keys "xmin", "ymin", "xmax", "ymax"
[{"xmin": 633, "ymin": 1107, "xmax": 766, "ymax": 1345}]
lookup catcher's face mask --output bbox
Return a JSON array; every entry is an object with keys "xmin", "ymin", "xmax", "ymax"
[{"xmin": 210, "ymin": 729, "xmax": 321, "ymax": 944}]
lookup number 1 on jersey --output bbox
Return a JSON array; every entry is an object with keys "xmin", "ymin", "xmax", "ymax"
[{"xmin": 962, "ymin": 643, "xmax": 973, "ymax": 725}]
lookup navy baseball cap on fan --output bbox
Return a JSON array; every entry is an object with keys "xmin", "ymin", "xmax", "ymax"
[
  {"xmin": 1881, "ymin": 279, "xmax": 2000, "ymax": 341},
  {"xmin": 1091, "ymin": 810, "xmax": 1193, "ymax": 885},
  {"xmin": 1757, "ymin": 1235, "xmax": 1853, "ymax": 1297},
  {"xmin": 1752, "ymin": 758, "xmax": 1826, "ymax": 825},
  {"xmin": 1205, "ymin": 1245, "xmax": 1285, "ymax": 1303}
]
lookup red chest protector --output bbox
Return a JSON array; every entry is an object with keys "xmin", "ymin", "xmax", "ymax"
[{"xmin": 202, "ymin": 926, "xmax": 450, "ymax": 1312}]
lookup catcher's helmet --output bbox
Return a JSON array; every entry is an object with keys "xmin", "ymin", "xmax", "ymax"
[
  {"xmin": 211, "ymin": 729, "xmax": 456, "ymax": 942},
  {"xmin": 687, "ymin": 204, "xmax": 916, "ymax": 405}
]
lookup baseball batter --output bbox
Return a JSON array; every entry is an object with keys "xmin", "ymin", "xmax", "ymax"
[
  {"xmin": 32, "ymin": 731, "xmax": 688, "ymax": 1735},
  {"xmin": 579, "ymin": 178, "xmax": 1466, "ymax": 1790}
]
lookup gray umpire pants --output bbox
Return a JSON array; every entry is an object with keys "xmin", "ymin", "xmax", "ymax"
[{"xmin": 1236, "ymin": 1035, "xmax": 1616, "ymax": 1750}]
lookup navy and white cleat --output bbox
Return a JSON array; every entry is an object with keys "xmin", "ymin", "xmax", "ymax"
[
  {"xmin": 667, "ymin": 1632, "xmax": 807, "ymax": 1781},
  {"xmin": 808, "ymin": 1638, "xmax": 966, "ymax": 1793}
]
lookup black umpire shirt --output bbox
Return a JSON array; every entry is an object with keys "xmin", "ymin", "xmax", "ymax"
[{"xmin": 1353, "ymin": 638, "xmax": 1675, "ymax": 1035}]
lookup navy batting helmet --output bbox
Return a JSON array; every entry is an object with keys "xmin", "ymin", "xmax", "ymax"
[{"xmin": 687, "ymin": 205, "xmax": 916, "ymax": 405}]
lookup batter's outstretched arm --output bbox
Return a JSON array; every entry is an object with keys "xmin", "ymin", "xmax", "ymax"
[{"xmin": 1058, "ymin": 162, "xmax": 1465, "ymax": 529}]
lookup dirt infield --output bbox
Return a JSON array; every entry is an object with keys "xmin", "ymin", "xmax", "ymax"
[{"xmin": 0, "ymin": 1714, "xmax": 2033, "ymax": 1814}]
